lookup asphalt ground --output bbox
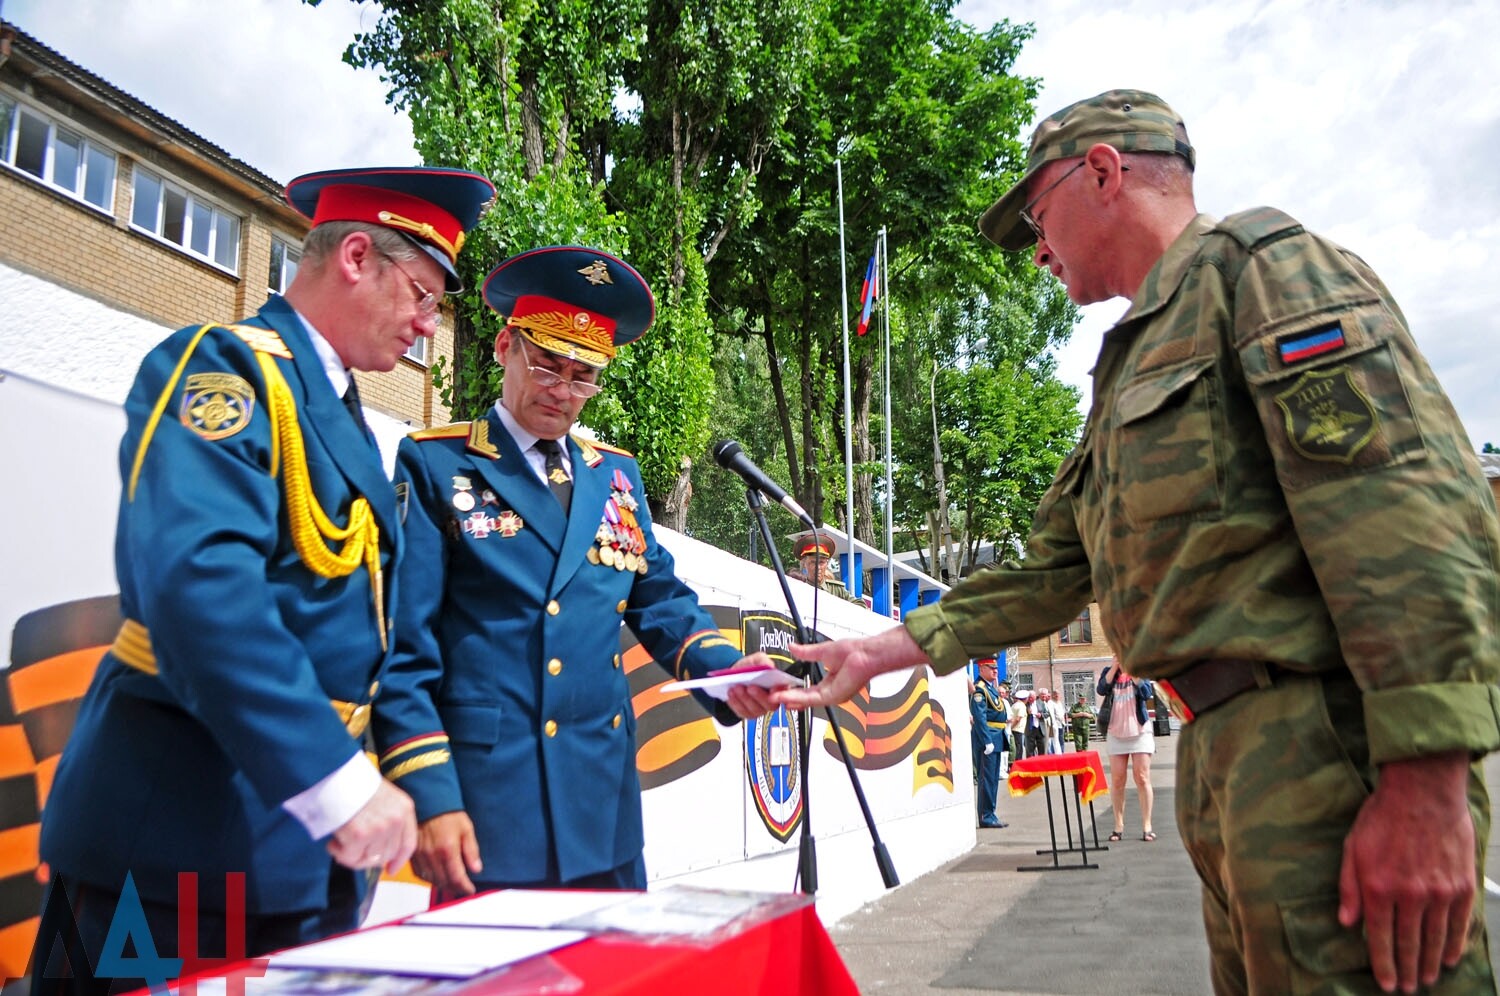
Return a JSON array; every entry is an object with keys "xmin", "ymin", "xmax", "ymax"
[{"xmin": 829, "ymin": 733, "xmax": 1500, "ymax": 995}]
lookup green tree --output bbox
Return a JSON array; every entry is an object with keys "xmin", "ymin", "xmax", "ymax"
[
  {"xmin": 307, "ymin": 0, "xmax": 813, "ymax": 513},
  {"xmin": 704, "ymin": 0, "xmax": 1043, "ymax": 543}
]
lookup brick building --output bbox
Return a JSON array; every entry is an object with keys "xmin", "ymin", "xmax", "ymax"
[
  {"xmin": 0, "ymin": 22, "xmax": 450, "ymax": 431},
  {"xmin": 1004, "ymin": 604, "xmax": 1117, "ymax": 714}
]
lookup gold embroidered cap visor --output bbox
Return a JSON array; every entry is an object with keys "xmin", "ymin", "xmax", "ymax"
[
  {"xmin": 978, "ymin": 89, "xmax": 1196, "ymax": 252},
  {"xmin": 482, "ymin": 246, "xmax": 656, "ymax": 369},
  {"xmin": 284, "ymin": 166, "xmax": 496, "ymax": 293}
]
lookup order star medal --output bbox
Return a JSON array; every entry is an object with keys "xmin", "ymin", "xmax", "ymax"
[{"xmin": 496, "ymin": 510, "xmax": 524, "ymax": 537}]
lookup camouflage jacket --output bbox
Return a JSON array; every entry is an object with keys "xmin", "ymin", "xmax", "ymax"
[{"xmin": 906, "ymin": 210, "xmax": 1500, "ymax": 764}]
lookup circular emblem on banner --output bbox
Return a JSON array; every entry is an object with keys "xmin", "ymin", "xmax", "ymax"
[{"xmin": 746, "ymin": 706, "xmax": 803, "ymax": 842}]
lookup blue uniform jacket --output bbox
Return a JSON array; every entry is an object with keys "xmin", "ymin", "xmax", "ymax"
[
  {"xmin": 40, "ymin": 296, "xmax": 400, "ymax": 914},
  {"xmin": 373, "ymin": 409, "xmax": 740, "ymax": 884},
  {"xmin": 976, "ymin": 682, "xmax": 1008, "ymax": 747}
]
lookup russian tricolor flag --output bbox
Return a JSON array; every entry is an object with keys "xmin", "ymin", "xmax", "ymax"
[{"xmin": 856, "ymin": 249, "xmax": 879, "ymax": 336}]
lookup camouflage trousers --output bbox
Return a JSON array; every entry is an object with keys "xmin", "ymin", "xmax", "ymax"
[{"xmin": 1176, "ymin": 670, "xmax": 1496, "ymax": 995}]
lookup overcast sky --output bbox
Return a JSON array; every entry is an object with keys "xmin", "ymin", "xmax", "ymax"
[{"xmin": 7, "ymin": 0, "xmax": 1498, "ymax": 447}]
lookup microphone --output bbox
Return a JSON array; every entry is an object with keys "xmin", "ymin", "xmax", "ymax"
[{"xmin": 712, "ymin": 440, "xmax": 815, "ymax": 526}]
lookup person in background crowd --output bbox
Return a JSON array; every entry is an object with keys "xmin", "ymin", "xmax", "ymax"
[
  {"xmin": 1098, "ymin": 665, "xmax": 1156, "ymax": 842},
  {"xmin": 1067, "ymin": 695, "xmax": 1095, "ymax": 753},
  {"xmin": 34, "ymin": 167, "xmax": 495, "ymax": 991},
  {"xmin": 1007, "ymin": 689, "xmax": 1030, "ymax": 761},
  {"xmin": 1025, "ymin": 689, "xmax": 1047, "ymax": 758},
  {"xmin": 1043, "ymin": 688, "xmax": 1066, "ymax": 754},
  {"xmin": 787, "ymin": 535, "xmax": 858, "ymax": 602},
  {"xmin": 761, "ymin": 89, "xmax": 1500, "ymax": 994}
]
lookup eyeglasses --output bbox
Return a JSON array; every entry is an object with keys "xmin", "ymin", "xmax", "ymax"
[
  {"xmin": 516, "ymin": 336, "xmax": 603, "ymax": 399},
  {"xmin": 1017, "ymin": 161, "xmax": 1130, "ymax": 244},
  {"xmin": 377, "ymin": 250, "xmax": 441, "ymax": 319},
  {"xmin": 1018, "ymin": 160, "xmax": 1086, "ymax": 244}
]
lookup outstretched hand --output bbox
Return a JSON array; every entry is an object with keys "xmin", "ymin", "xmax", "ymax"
[{"xmin": 767, "ymin": 626, "xmax": 928, "ymax": 710}]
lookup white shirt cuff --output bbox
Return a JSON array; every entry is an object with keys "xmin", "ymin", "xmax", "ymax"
[{"xmin": 282, "ymin": 751, "xmax": 381, "ymax": 840}]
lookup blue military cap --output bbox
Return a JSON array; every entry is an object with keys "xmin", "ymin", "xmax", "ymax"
[
  {"xmin": 482, "ymin": 246, "xmax": 655, "ymax": 369},
  {"xmin": 284, "ymin": 166, "xmax": 495, "ymax": 292}
]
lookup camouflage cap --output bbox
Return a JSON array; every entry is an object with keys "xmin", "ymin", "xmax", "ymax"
[{"xmin": 979, "ymin": 89, "xmax": 1195, "ymax": 251}]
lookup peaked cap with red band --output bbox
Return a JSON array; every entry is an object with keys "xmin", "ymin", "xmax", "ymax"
[
  {"xmin": 796, "ymin": 536, "xmax": 835, "ymax": 559},
  {"xmin": 284, "ymin": 166, "xmax": 495, "ymax": 293},
  {"xmin": 483, "ymin": 246, "xmax": 655, "ymax": 369}
]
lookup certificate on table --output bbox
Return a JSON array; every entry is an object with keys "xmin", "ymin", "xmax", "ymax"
[
  {"xmin": 409, "ymin": 888, "xmax": 632, "ymax": 928},
  {"xmin": 562, "ymin": 886, "xmax": 812, "ymax": 941},
  {"xmin": 267, "ymin": 923, "xmax": 587, "ymax": 978}
]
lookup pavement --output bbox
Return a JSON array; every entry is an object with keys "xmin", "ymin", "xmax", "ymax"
[{"xmin": 828, "ymin": 733, "xmax": 1500, "ymax": 995}]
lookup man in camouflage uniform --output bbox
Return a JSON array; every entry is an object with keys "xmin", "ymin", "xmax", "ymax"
[
  {"xmin": 754, "ymin": 90, "xmax": 1500, "ymax": 994},
  {"xmin": 1067, "ymin": 696, "xmax": 1094, "ymax": 753}
]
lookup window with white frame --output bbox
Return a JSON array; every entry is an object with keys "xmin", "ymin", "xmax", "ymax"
[
  {"xmin": 0, "ymin": 94, "xmax": 117, "ymax": 211},
  {"xmin": 269, "ymin": 236, "xmax": 300, "ymax": 295},
  {"xmin": 404, "ymin": 334, "xmax": 430, "ymax": 365},
  {"xmin": 130, "ymin": 165, "xmax": 240, "ymax": 272}
]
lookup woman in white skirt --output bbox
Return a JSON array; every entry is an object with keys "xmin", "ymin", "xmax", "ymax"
[{"xmin": 1096, "ymin": 666, "xmax": 1157, "ymax": 842}]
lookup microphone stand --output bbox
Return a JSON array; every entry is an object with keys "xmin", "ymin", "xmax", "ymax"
[{"xmin": 744, "ymin": 488, "xmax": 899, "ymax": 895}]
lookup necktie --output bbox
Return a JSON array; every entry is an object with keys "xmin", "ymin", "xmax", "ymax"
[
  {"xmin": 537, "ymin": 438, "xmax": 572, "ymax": 514},
  {"xmin": 343, "ymin": 374, "xmax": 372, "ymax": 439}
]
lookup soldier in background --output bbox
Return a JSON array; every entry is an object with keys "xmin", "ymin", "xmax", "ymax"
[
  {"xmin": 786, "ymin": 535, "xmax": 857, "ymax": 602},
  {"xmin": 971, "ymin": 658, "xmax": 1008, "ymax": 828},
  {"xmin": 758, "ymin": 90, "xmax": 1500, "ymax": 994},
  {"xmin": 1067, "ymin": 696, "xmax": 1094, "ymax": 753}
]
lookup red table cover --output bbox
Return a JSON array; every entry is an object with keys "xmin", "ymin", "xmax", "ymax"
[
  {"xmin": 1006, "ymin": 749, "xmax": 1108, "ymax": 803},
  {"xmin": 139, "ymin": 894, "xmax": 858, "ymax": 995}
]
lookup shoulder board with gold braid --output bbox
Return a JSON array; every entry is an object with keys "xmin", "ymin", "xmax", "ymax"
[
  {"xmin": 581, "ymin": 437, "xmax": 634, "ymax": 466},
  {"xmin": 221, "ymin": 323, "xmax": 293, "ymax": 359},
  {"xmin": 407, "ymin": 422, "xmax": 471, "ymax": 443},
  {"xmin": 405, "ymin": 421, "xmax": 501, "ymax": 460}
]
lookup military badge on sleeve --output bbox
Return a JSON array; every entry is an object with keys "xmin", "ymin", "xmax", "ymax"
[
  {"xmin": 1276, "ymin": 324, "xmax": 1346, "ymax": 365},
  {"xmin": 180, "ymin": 372, "xmax": 254, "ymax": 440},
  {"xmin": 1273, "ymin": 365, "xmax": 1378, "ymax": 463}
]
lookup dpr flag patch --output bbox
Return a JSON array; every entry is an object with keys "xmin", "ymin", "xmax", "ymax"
[{"xmin": 1277, "ymin": 324, "xmax": 1346, "ymax": 365}]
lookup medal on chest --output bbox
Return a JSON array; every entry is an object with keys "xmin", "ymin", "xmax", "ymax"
[{"xmin": 586, "ymin": 468, "xmax": 648, "ymax": 573}]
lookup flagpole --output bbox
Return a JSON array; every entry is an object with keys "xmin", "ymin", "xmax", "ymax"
[
  {"xmin": 836, "ymin": 158, "xmax": 855, "ymax": 585},
  {"xmin": 880, "ymin": 227, "xmax": 893, "ymax": 614}
]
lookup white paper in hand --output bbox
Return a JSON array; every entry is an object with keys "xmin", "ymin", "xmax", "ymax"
[{"xmin": 659, "ymin": 664, "xmax": 802, "ymax": 701}]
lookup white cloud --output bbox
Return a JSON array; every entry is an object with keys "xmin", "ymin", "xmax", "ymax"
[
  {"xmin": 958, "ymin": 0, "xmax": 1500, "ymax": 447},
  {"xmin": 5, "ymin": 0, "xmax": 416, "ymax": 183}
]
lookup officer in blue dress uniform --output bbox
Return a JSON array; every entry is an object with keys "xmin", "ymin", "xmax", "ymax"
[
  {"xmin": 973, "ymin": 658, "xmax": 1009, "ymax": 828},
  {"xmin": 372, "ymin": 246, "xmax": 765, "ymax": 898},
  {"xmin": 34, "ymin": 166, "xmax": 494, "ymax": 991}
]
